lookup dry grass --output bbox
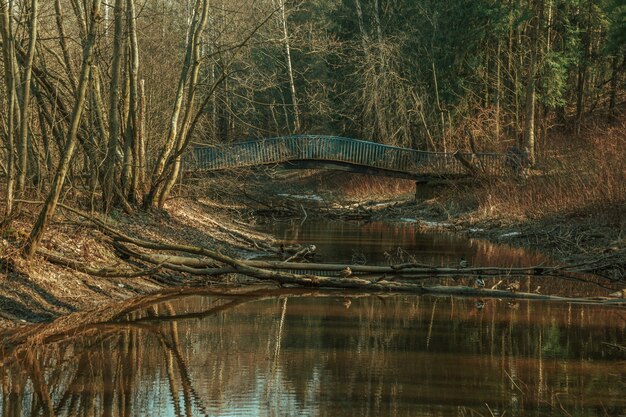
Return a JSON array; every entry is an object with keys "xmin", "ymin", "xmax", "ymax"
[
  {"xmin": 473, "ymin": 118, "xmax": 626, "ymax": 225},
  {"xmin": 334, "ymin": 175, "xmax": 415, "ymax": 201}
]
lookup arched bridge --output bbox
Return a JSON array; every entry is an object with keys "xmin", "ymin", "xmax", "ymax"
[{"xmin": 185, "ymin": 135, "xmax": 509, "ymax": 179}]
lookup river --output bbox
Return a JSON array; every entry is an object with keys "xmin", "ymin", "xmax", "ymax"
[{"xmin": 1, "ymin": 220, "xmax": 624, "ymax": 416}]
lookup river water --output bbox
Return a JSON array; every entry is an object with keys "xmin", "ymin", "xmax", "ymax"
[{"xmin": 1, "ymin": 221, "xmax": 625, "ymax": 416}]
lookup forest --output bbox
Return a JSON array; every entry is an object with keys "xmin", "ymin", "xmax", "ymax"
[{"xmin": 0, "ymin": 0, "xmax": 624, "ymax": 256}]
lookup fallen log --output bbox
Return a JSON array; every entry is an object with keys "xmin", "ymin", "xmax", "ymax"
[
  {"xmin": 108, "ymin": 242, "xmax": 626, "ymax": 304},
  {"xmin": 113, "ymin": 241, "xmax": 231, "ymax": 276},
  {"xmin": 110, "ymin": 242, "xmax": 610, "ymax": 280},
  {"xmin": 453, "ymin": 151, "xmax": 479, "ymax": 176},
  {"xmin": 17, "ymin": 201, "xmax": 625, "ymax": 303}
]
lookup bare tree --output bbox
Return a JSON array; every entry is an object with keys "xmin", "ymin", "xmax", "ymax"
[
  {"xmin": 16, "ymin": 0, "xmax": 38, "ymax": 196},
  {"xmin": 142, "ymin": 0, "xmax": 211, "ymax": 209},
  {"xmin": 23, "ymin": 0, "xmax": 102, "ymax": 258},
  {"xmin": 0, "ymin": 0, "xmax": 18, "ymax": 216},
  {"xmin": 103, "ymin": 0, "xmax": 125, "ymax": 211}
]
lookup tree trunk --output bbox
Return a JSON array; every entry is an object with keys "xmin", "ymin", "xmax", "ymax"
[
  {"xmin": 103, "ymin": 0, "xmax": 124, "ymax": 212},
  {"xmin": 16, "ymin": 0, "xmax": 38, "ymax": 196},
  {"xmin": 523, "ymin": 0, "xmax": 542, "ymax": 165},
  {"xmin": 142, "ymin": 0, "xmax": 207, "ymax": 209},
  {"xmin": 575, "ymin": 0, "xmax": 593, "ymax": 133},
  {"xmin": 138, "ymin": 79, "xmax": 146, "ymax": 191},
  {"xmin": 147, "ymin": 0, "xmax": 210, "ymax": 209},
  {"xmin": 127, "ymin": 0, "xmax": 141, "ymax": 203},
  {"xmin": 608, "ymin": 54, "xmax": 622, "ymax": 118},
  {"xmin": 23, "ymin": 0, "xmax": 101, "ymax": 259},
  {"xmin": 278, "ymin": 0, "xmax": 300, "ymax": 133},
  {"xmin": 373, "ymin": 0, "xmax": 383, "ymax": 43},
  {"xmin": 54, "ymin": 0, "xmax": 76, "ymax": 91},
  {"xmin": 0, "ymin": 0, "xmax": 18, "ymax": 216}
]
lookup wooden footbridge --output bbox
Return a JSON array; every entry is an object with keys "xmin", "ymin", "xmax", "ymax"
[{"xmin": 184, "ymin": 135, "xmax": 510, "ymax": 179}]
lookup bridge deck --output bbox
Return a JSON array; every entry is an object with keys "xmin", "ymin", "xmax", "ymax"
[{"xmin": 185, "ymin": 135, "xmax": 508, "ymax": 178}]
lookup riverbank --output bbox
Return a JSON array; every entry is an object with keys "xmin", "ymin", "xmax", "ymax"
[
  {"xmin": 0, "ymin": 198, "xmax": 279, "ymax": 328},
  {"xmin": 2, "ymin": 168, "xmax": 624, "ymax": 329},
  {"xmin": 238, "ymin": 118, "xmax": 626, "ymax": 280},
  {"xmin": 1, "ymin": 118, "xmax": 625, "ymax": 327}
]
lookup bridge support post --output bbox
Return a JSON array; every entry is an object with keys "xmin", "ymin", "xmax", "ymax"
[{"xmin": 414, "ymin": 179, "xmax": 429, "ymax": 202}]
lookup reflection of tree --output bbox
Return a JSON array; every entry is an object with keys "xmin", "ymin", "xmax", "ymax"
[
  {"xmin": 0, "ymin": 291, "xmax": 624, "ymax": 416},
  {"xmin": 0, "ymin": 289, "xmax": 275, "ymax": 416}
]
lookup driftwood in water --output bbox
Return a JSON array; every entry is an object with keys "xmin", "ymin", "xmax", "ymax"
[
  {"xmin": 23, "ymin": 202, "xmax": 624, "ymax": 304},
  {"xmin": 109, "ymin": 242, "xmax": 626, "ymax": 304},
  {"xmin": 111, "ymin": 241, "xmax": 613, "ymax": 280}
]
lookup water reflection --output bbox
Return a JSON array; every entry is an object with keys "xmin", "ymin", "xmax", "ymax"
[
  {"xmin": 269, "ymin": 220, "xmax": 546, "ymax": 268},
  {"xmin": 269, "ymin": 220, "xmax": 611, "ymax": 297},
  {"xmin": 1, "ymin": 292, "xmax": 624, "ymax": 416}
]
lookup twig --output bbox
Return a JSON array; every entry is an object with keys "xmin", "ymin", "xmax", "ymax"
[
  {"xmin": 601, "ymin": 341, "xmax": 626, "ymax": 351},
  {"xmin": 38, "ymin": 248, "xmax": 163, "ymax": 278},
  {"xmin": 283, "ymin": 245, "xmax": 314, "ymax": 262},
  {"xmin": 503, "ymin": 370, "xmax": 525, "ymax": 394},
  {"xmin": 491, "ymin": 279, "xmax": 503, "ymax": 289},
  {"xmin": 300, "ymin": 203, "xmax": 308, "ymax": 223},
  {"xmin": 554, "ymin": 393, "xmax": 574, "ymax": 417}
]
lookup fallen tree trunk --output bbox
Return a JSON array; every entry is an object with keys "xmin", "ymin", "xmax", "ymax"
[
  {"xmin": 112, "ymin": 240, "xmax": 614, "ymax": 279},
  {"xmin": 110, "ymin": 243, "xmax": 626, "ymax": 304},
  {"xmin": 16, "ymin": 201, "xmax": 626, "ymax": 304}
]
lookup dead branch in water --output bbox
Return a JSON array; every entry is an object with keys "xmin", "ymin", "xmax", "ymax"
[
  {"xmin": 109, "ymin": 235, "xmax": 624, "ymax": 304},
  {"xmin": 111, "ymin": 240, "xmax": 620, "ymax": 283},
  {"xmin": 16, "ymin": 201, "xmax": 626, "ymax": 303}
]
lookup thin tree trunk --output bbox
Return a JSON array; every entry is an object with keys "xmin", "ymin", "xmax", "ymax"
[
  {"xmin": 278, "ymin": 0, "xmax": 300, "ymax": 133},
  {"xmin": 121, "ymin": 58, "xmax": 132, "ymax": 197},
  {"xmin": 354, "ymin": 0, "xmax": 369, "ymax": 51},
  {"xmin": 103, "ymin": 0, "xmax": 124, "ymax": 211},
  {"xmin": 54, "ymin": 0, "xmax": 76, "ymax": 91},
  {"xmin": 16, "ymin": 0, "xmax": 38, "ymax": 196},
  {"xmin": 575, "ymin": 0, "xmax": 593, "ymax": 133},
  {"xmin": 432, "ymin": 62, "xmax": 446, "ymax": 152},
  {"xmin": 89, "ymin": 66, "xmax": 108, "ymax": 157},
  {"xmin": 23, "ymin": 0, "xmax": 101, "ymax": 259},
  {"xmin": 151, "ymin": 0, "xmax": 211, "ymax": 208},
  {"xmin": 143, "ymin": 0, "xmax": 206, "ymax": 209},
  {"xmin": 523, "ymin": 0, "xmax": 542, "ymax": 165},
  {"xmin": 496, "ymin": 40, "xmax": 501, "ymax": 141},
  {"xmin": 608, "ymin": 54, "xmax": 621, "ymax": 117},
  {"xmin": 0, "ymin": 0, "xmax": 17, "ymax": 216},
  {"xmin": 127, "ymin": 0, "xmax": 141, "ymax": 203},
  {"xmin": 373, "ymin": 0, "xmax": 383, "ymax": 43},
  {"xmin": 138, "ymin": 79, "xmax": 146, "ymax": 191}
]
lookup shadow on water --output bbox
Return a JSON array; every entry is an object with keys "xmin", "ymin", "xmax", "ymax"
[{"xmin": 0, "ymin": 290, "xmax": 625, "ymax": 417}]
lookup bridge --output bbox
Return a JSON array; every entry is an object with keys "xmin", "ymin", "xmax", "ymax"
[{"xmin": 184, "ymin": 135, "xmax": 509, "ymax": 180}]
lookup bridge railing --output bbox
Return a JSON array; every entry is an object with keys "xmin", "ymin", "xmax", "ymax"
[{"xmin": 185, "ymin": 135, "xmax": 508, "ymax": 176}]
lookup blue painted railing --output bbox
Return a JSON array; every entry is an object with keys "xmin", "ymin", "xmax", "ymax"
[{"xmin": 185, "ymin": 135, "xmax": 507, "ymax": 176}]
